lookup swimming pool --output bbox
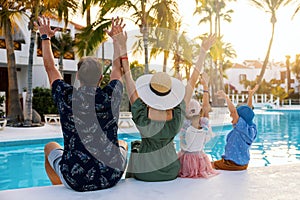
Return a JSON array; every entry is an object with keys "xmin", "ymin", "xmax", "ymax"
[{"xmin": 0, "ymin": 110, "xmax": 300, "ymax": 190}]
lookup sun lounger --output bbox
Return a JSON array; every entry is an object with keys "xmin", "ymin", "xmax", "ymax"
[
  {"xmin": 44, "ymin": 114, "xmax": 60, "ymax": 125},
  {"xmin": 118, "ymin": 112, "xmax": 134, "ymax": 128},
  {"xmin": 0, "ymin": 119, "xmax": 7, "ymax": 131}
]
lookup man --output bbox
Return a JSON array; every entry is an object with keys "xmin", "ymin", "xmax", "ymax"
[{"xmin": 35, "ymin": 16, "xmax": 127, "ymax": 191}]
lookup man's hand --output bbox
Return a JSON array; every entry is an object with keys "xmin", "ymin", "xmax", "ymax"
[{"xmin": 34, "ymin": 16, "xmax": 59, "ymax": 38}]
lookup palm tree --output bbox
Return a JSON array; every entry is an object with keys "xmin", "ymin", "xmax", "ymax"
[
  {"xmin": 292, "ymin": 1, "xmax": 300, "ymax": 19},
  {"xmin": 285, "ymin": 55, "xmax": 291, "ymax": 93},
  {"xmin": 292, "ymin": 54, "xmax": 300, "ymax": 94},
  {"xmin": 23, "ymin": 0, "xmax": 78, "ymax": 126},
  {"xmin": 172, "ymin": 31, "xmax": 199, "ymax": 80},
  {"xmin": 75, "ymin": 0, "xmax": 127, "ymax": 57},
  {"xmin": 291, "ymin": 2, "xmax": 300, "ymax": 94},
  {"xmin": 148, "ymin": 0, "xmax": 179, "ymax": 72},
  {"xmin": 145, "ymin": 23, "xmax": 180, "ymax": 73},
  {"xmin": 126, "ymin": 0, "xmax": 180, "ymax": 74},
  {"xmin": 210, "ymin": 36, "xmax": 236, "ymax": 87},
  {"xmin": 23, "ymin": 0, "xmax": 40, "ymax": 126},
  {"xmin": 51, "ymin": 32, "xmax": 74, "ymax": 76},
  {"xmin": 0, "ymin": 1, "xmax": 27, "ymax": 125},
  {"xmin": 249, "ymin": 0, "xmax": 294, "ymax": 85},
  {"xmin": 194, "ymin": 0, "xmax": 235, "ymax": 106}
]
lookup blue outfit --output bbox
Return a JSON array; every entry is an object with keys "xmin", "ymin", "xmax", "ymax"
[
  {"xmin": 222, "ymin": 117, "xmax": 257, "ymax": 165},
  {"xmin": 52, "ymin": 79, "xmax": 126, "ymax": 192}
]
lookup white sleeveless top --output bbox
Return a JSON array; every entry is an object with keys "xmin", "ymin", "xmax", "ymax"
[{"xmin": 180, "ymin": 117, "xmax": 214, "ymax": 152}]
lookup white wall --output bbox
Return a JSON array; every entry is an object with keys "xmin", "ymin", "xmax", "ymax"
[
  {"xmin": 0, "ymin": 18, "xmax": 107, "ymax": 94},
  {"xmin": 226, "ymin": 65, "xmax": 297, "ymax": 94}
]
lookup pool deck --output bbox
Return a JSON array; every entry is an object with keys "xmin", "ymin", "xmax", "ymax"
[
  {"xmin": 1, "ymin": 163, "xmax": 300, "ymax": 200},
  {"xmin": 0, "ymin": 107, "xmax": 232, "ymax": 143},
  {"xmin": 1, "ymin": 108, "xmax": 300, "ymax": 199}
]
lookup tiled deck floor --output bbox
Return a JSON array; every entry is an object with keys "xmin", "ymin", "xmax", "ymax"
[{"xmin": 1, "ymin": 163, "xmax": 300, "ymax": 200}]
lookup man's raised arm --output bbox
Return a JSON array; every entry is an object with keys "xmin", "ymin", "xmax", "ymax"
[{"xmin": 34, "ymin": 17, "xmax": 62, "ymax": 86}]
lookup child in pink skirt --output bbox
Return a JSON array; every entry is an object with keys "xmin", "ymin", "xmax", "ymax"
[{"xmin": 178, "ymin": 73, "xmax": 219, "ymax": 178}]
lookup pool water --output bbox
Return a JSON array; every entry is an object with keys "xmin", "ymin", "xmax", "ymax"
[{"xmin": 1, "ymin": 110, "xmax": 300, "ymax": 190}]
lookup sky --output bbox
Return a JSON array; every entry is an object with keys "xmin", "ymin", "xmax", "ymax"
[
  {"xmin": 71, "ymin": 0, "xmax": 300, "ymax": 64},
  {"xmin": 177, "ymin": 0, "xmax": 300, "ymax": 63}
]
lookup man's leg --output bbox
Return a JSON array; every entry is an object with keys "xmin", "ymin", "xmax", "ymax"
[
  {"xmin": 118, "ymin": 140, "xmax": 128, "ymax": 151},
  {"xmin": 44, "ymin": 142, "xmax": 63, "ymax": 185}
]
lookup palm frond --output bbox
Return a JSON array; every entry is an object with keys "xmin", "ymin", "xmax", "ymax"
[{"xmin": 75, "ymin": 19, "xmax": 110, "ymax": 57}]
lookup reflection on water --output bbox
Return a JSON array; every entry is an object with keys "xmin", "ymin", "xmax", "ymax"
[{"xmin": 251, "ymin": 110, "xmax": 300, "ymax": 166}]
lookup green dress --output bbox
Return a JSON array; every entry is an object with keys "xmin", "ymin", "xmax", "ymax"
[{"xmin": 126, "ymin": 98, "xmax": 186, "ymax": 181}]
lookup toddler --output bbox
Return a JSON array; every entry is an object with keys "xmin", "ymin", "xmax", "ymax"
[{"xmin": 178, "ymin": 73, "xmax": 219, "ymax": 178}]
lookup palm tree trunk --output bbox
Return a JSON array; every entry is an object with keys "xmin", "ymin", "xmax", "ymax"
[
  {"xmin": 163, "ymin": 50, "xmax": 169, "ymax": 72},
  {"xmin": 142, "ymin": 24, "xmax": 149, "ymax": 74},
  {"xmin": 295, "ymin": 55, "xmax": 300, "ymax": 93},
  {"xmin": 173, "ymin": 37, "xmax": 180, "ymax": 74},
  {"xmin": 24, "ymin": 1, "xmax": 40, "ymax": 127},
  {"xmin": 5, "ymin": 20, "xmax": 24, "ymax": 125},
  {"xmin": 59, "ymin": 55, "xmax": 64, "ymax": 77},
  {"xmin": 219, "ymin": 61, "xmax": 224, "ymax": 91},
  {"xmin": 285, "ymin": 55, "xmax": 291, "ymax": 93},
  {"xmin": 87, "ymin": 6, "xmax": 91, "ymax": 26},
  {"xmin": 141, "ymin": 0, "xmax": 149, "ymax": 74},
  {"xmin": 211, "ymin": 61, "xmax": 218, "ymax": 106},
  {"xmin": 211, "ymin": 3, "xmax": 222, "ymax": 106},
  {"xmin": 24, "ymin": 29, "xmax": 36, "ymax": 126},
  {"xmin": 257, "ymin": 22, "xmax": 275, "ymax": 84}
]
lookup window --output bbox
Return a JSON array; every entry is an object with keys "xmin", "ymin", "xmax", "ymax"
[{"xmin": 239, "ymin": 74, "xmax": 246, "ymax": 81}]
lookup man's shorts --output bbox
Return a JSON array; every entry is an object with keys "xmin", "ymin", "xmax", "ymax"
[
  {"xmin": 47, "ymin": 148, "xmax": 71, "ymax": 189},
  {"xmin": 213, "ymin": 158, "xmax": 248, "ymax": 171},
  {"xmin": 119, "ymin": 146, "xmax": 128, "ymax": 168},
  {"xmin": 48, "ymin": 146, "xmax": 128, "ymax": 188}
]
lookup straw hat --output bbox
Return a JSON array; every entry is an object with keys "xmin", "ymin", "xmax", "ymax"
[
  {"xmin": 186, "ymin": 99, "xmax": 202, "ymax": 118},
  {"xmin": 136, "ymin": 72, "xmax": 185, "ymax": 110}
]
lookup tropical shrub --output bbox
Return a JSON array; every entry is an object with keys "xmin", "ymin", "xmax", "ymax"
[{"xmin": 32, "ymin": 87, "xmax": 58, "ymax": 118}]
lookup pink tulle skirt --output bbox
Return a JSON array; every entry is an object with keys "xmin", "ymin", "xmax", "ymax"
[{"xmin": 178, "ymin": 151, "xmax": 219, "ymax": 178}]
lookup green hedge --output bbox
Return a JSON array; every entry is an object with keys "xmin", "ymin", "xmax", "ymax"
[{"xmin": 32, "ymin": 87, "xmax": 58, "ymax": 117}]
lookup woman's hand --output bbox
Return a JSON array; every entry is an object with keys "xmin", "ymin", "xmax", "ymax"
[
  {"xmin": 105, "ymin": 17, "xmax": 127, "ymax": 49},
  {"xmin": 216, "ymin": 90, "xmax": 227, "ymax": 99},
  {"xmin": 200, "ymin": 72, "xmax": 209, "ymax": 86},
  {"xmin": 200, "ymin": 34, "xmax": 216, "ymax": 52}
]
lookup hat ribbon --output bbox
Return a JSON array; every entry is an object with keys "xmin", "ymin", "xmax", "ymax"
[{"xmin": 149, "ymin": 84, "xmax": 171, "ymax": 96}]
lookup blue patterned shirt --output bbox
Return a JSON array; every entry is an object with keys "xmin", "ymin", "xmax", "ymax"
[
  {"xmin": 52, "ymin": 79, "xmax": 125, "ymax": 191},
  {"xmin": 222, "ymin": 117, "xmax": 257, "ymax": 165}
]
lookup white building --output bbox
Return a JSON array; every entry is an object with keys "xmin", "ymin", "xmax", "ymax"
[
  {"xmin": 0, "ymin": 16, "xmax": 114, "ymax": 96},
  {"xmin": 225, "ymin": 59, "xmax": 299, "ymax": 94}
]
